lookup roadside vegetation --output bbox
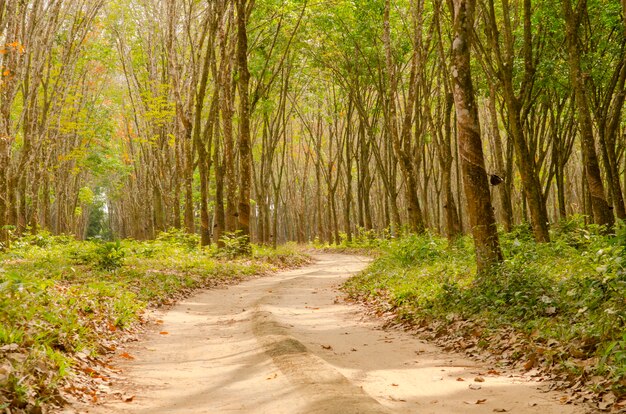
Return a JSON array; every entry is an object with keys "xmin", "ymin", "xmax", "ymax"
[
  {"xmin": 309, "ymin": 229, "xmax": 385, "ymax": 257},
  {"xmin": 344, "ymin": 217, "xmax": 626, "ymax": 410},
  {"xmin": 0, "ymin": 231, "xmax": 307, "ymax": 412}
]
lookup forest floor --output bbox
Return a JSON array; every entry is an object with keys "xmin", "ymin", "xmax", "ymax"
[{"xmin": 61, "ymin": 254, "xmax": 584, "ymax": 414}]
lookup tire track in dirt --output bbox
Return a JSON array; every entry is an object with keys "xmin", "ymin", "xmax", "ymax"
[{"xmin": 252, "ymin": 304, "xmax": 391, "ymax": 413}]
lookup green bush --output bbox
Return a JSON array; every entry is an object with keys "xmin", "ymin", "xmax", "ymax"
[
  {"xmin": 387, "ymin": 233, "xmax": 445, "ymax": 267},
  {"xmin": 94, "ymin": 241, "xmax": 125, "ymax": 270},
  {"xmin": 216, "ymin": 231, "xmax": 252, "ymax": 259},
  {"xmin": 156, "ymin": 228, "xmax": 200, "ymax": 250}
]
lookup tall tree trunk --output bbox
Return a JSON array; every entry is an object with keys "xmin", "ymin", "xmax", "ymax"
[
  {"xmin": 487, "ymin": 87, "xmax": 513, "ymax": 232},
  {"xmin": 382, "ymin": 0, "xmax": 424, "ymax": 234},
  {"xmin": 218, "ymin": 4, "xmax": 238, "ymax": 233},
  {"xmin": 483, "ymin": 0, "xmax": 549, "ymax": 242},
  {"xmin": 563, "ymin": 0, "xmax": 614, "ymax": 229},
  {"xmin": 213, "ymin": 109, "xmax": 225, "ymax": 246},
  {"xmin": 236, "ymin": 0, "xmax": 252, "ymax": 246},
  {"xmin": 441, "ymin": 92, "xmax": 462, "ymax": 239},
  {"xmin": 450, "ymin": 0, "xmax": 502, "ymax": 273}
]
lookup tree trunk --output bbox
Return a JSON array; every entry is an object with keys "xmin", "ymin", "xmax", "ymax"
[
  {"xmin": 487, "ymin": 87, "xmax": 513, "ymax": 232},
  {"xmin": 563, "ymin": 0, "xmax": 614, "ymax": 229},
  {"xmin": 483, "ymin": 0, "xmax": 549, "ymax": 242},
  {"xmin": 450, "ymin": 0, "xmax": 503, "ymax": 273},
  {"xmin": 236, "ymin": 0, "xmax": 252, "ymax": 246},
  {"xmin": 382, "ymin": 0, "xmax": 424, "ymax": 234}
]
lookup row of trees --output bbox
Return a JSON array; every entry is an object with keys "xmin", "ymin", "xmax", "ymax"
[
  {"xmin": 0, "ymin": 0, "xmax": 110, "ymax": 241},
  {"xmin": 1, "ymin": 0, "xmax": 625, "ymax": 269}
]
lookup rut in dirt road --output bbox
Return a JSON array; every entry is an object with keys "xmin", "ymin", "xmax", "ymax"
[{"xmin": 74, "ymin": 254, "xmax": 583, "ymax": 414}]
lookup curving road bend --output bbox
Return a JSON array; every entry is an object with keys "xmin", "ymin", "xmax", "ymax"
[{"xmin": 75, "ymin": 254, "xmax": 582, "ymax": 414}]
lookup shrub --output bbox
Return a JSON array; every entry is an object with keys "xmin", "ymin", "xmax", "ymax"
[
  {"xmin": 69, "ymin": 241, "xmax": 125, "ymax": 270},
  {"xmin": 386, "ymin": 233, "xmax": 445, "ymax": 267},
  {"xmin": 155, "ymin": 228, "xmax": 199, "ymax": 250},
  {"xmin": 216, "ymin": 231, "xmax": 252, "ymax": 259},
  {"xmin": 94, "ymin": 241, "xmax": 125, "ymax": 270}
]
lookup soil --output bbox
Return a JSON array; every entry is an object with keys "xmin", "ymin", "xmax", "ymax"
[{"xmin": 65, "ymin": 253, "xmax": 586, "ymax": 414}]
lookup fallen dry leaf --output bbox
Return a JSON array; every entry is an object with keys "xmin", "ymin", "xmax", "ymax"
[
  {"xmin": 119, "ymin": 352, "xmax": 134, "ymax": 360},
  {"xmin": 474, "ymin": 376, "xmax": 485, "ymax": 382},
  {"xmin": 387, "ymin": 395, "xmax": 406, "ymax": 402},
  {"xmin": 391, "ymin": 383, "xmax": 398, "ymax": 387},
  {"xmin": 456, "ymin": 377, "xmax": 465, "ymax": 382},
  {"xmin": 463, "ymin": 399, "xmax": 487, "ymax": 405},
  {"xmin": 159, "ymin": 331, "xmax": 169, "ymax": 335},
  {"xmin": 321, "ymin": 344, "xmax": 332, "ymax": 350},
  {"xmin": 524, "ymin": 354, "xmax": 537, "ymax": 371},
  {"xmin": 493, "ymin": 409, "xmax": 508, "ymax": 412},
  {"xmin": 599, "ymin": 392, "xmax": 616, "ymax": 411},
  {"xmin": 123, "ymin": 394, "xmax": 135, "ymax": 402}
]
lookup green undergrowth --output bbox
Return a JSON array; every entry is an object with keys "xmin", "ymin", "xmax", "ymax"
[
  {"xmin": 308, "ymin": 228, "xmax": 387, "ymax": 257},
  {"xmin": 343, "ymin": 217, "xmax": 626, "ymax": 401},
  {"xmin": 0, "ymin": 230, "xmax": 308, "ymax": 412}
]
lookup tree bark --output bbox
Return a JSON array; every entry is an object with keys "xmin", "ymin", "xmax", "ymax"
[
  {"xmin": 236, "ymin": 0, "xmax": 252, "ymax": 246},
  {"xmin": 563, "ymin": 0, "xmax": 614, "ymax": 229},
  {"xmin": 450, "ymin": 0, "xmax": 503, "ymax": 273}
]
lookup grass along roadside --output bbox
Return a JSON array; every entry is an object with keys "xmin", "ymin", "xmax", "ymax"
[
  {"xmin": 343, "ymin": 218, "xmax": 626, "ymax": 411},
  {"xmin": 0, "ymin": 230, "xmax": 309, "ymax": 413}
]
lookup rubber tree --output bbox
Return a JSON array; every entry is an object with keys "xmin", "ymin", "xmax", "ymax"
[
  {"xmin": 563, "ymin": 0, "xmax": 615, "ymax": 230},
  {"xmin": 449, "ymin": 0, "xmax": 503, "ymax": 273}
]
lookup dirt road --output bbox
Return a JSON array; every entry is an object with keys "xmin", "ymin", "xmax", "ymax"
[{"xmin": 78, "ymin": 254, "xmax": 583, "ymax": 414}]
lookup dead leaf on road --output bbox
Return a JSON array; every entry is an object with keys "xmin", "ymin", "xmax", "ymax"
[
  {"xmin": 463, "ymin": 399, "xmax": 487, "ymax": 404},
  {"xmin": 388, "ymin": 395, "xmax": 407, "ymax": 402},
  {"xmin": 493, "ymin": 409, "xmax": 508, "ymax": 412},
  {"xmin": 321, "ymin": 344, "xmax": 332, "ymax": 350},
  {"xmin": 474, "ymin": 376, "xmax": 485, "ymax": 382},
  {"xmin": 524, "ymin": 354, "xmax": 537, "ymax": 371},
  {"xmin": 599, "ymin": 392, "xmax": 616, "ymax": 411},
  {"xmin": 159, "ymin": 331, "xmax": 169, "ymax": 335}
]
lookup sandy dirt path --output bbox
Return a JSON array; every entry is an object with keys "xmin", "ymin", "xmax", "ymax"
[{"xmin": 75, "ymin": 253, "xmax": 584, "ymax": 414}]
